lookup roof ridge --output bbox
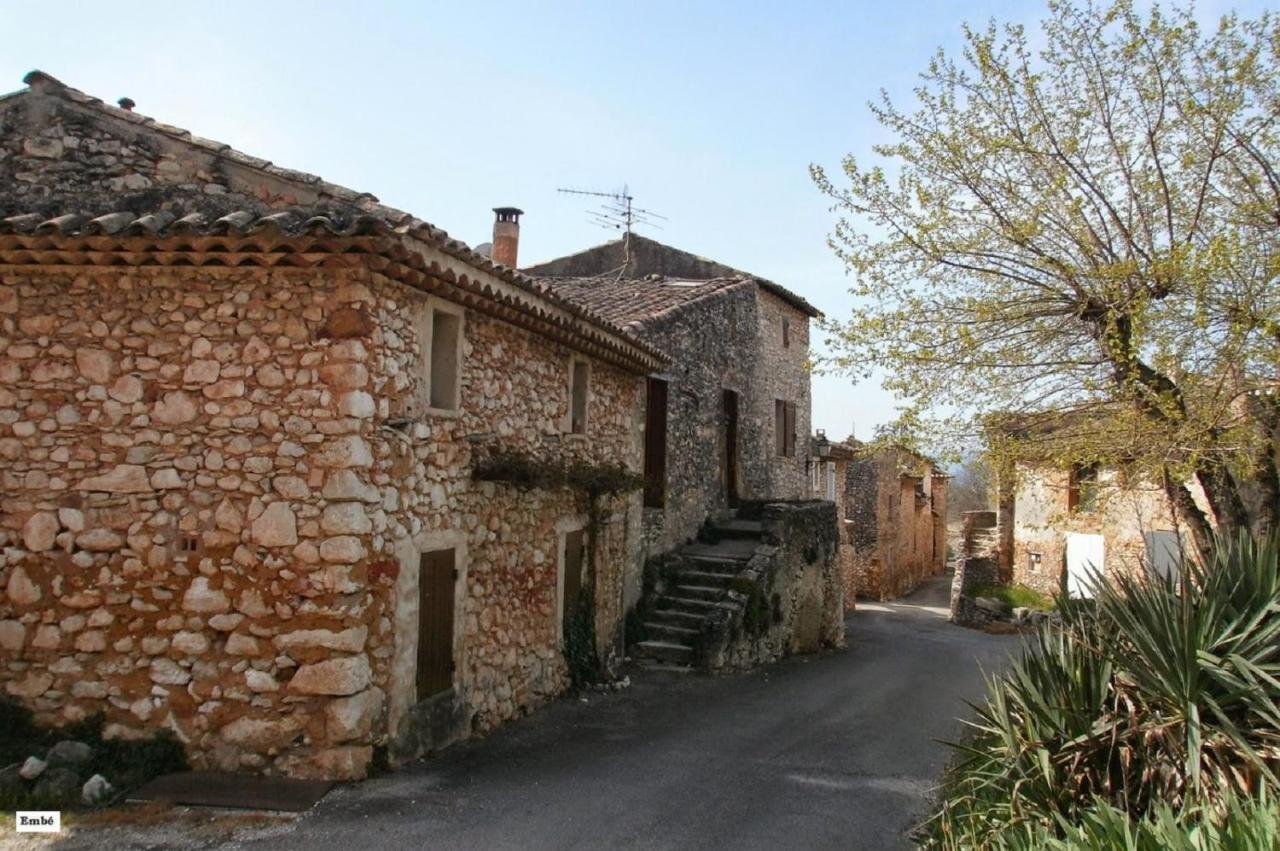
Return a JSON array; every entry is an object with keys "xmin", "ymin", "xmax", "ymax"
[{"xmin": 6, "ymin": 70, "xmax": 674, "ymax": 357}]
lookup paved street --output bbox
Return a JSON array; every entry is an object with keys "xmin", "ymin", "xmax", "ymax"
[{"xmin": 43, "ymin": 574, "xmax": 1014, "ymax": 851}]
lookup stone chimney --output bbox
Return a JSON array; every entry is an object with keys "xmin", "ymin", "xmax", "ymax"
[{"xmin": 491, "ymin": 207, "xmax": 523, "ymax": 268}]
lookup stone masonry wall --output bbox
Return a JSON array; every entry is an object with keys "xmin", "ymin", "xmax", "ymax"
[
  {"xmin": 638, "ymin": 286, "xmax": 812, "ymax": 568},
  {"xmin": 0, "ymin": 265, "xmax": 388, "ymax": 779},
  {"xmin": 0, "ymin": 74, "xmax": 649, "ymax": 778},
  {"xmin": 0, "ymin": 262, "xmax": 645, "ymax": 779},
  {"xmin": 843, "ymin": 448, "xmax": 945, "ymax": 601},
  {"xmin": 752, "ymin": 291, "xmax": 811, "ymax": 501},
  {"xmin": 639, "ymin": 284, "xmax": 757, "ymax": 560},
  {"xmin": 1003, "ymin": 464, "xmax": 1182, "ymax": 596},
  {"xmin": 949, "ymin": 511, "xmax": 1001, "ymax": 627},
  {"xmin": 364, "ymin": 274, "xmax": 642, "ymax": 752}
]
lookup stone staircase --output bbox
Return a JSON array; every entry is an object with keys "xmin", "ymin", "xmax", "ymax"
[{"xmin": 632, "ymin": 516, "xmax": 765, "ymax": 668}]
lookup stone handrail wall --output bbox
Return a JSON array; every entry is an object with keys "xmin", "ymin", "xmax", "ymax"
[{"xmin": 696, "ymin": 500, "xmax": 844, "ymax": 670}]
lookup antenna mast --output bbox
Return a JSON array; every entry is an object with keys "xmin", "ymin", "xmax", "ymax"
[{"xmin": 556, "ymin": 185, "xmax": 667, "ymax": 266}]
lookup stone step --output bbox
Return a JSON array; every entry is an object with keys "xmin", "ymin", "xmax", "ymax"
[
  {"xmin": 643, "ymin": 621, "xmax": 700, "ymax": 642},
  {"xmin": 682, "ymin": 539, "xmax": 761, "ymax": 562},
  {"xmin": 672, "ymin": 584, "xmax": 725, "ymax": 602},
  {"xmin": 683, "ymin": 556, "xmax": 748, "ymax": 576},
  {"xmin": 675, "ymin": 569, "xmax": 738, "ymax": 586},
  {"xmin": 633, "ymin": 640, "xmax": 694, "ymax": 665},
  {"xmin": 647, "ymin": 608, "xmax": 706, "ymax": 628},
  {"xmin": 710, "ymin": 519, "xmax": 764, "ymax": 539},
  {"xmin": 657, "ymin": 595, "xmax": 736, "ymax": 615}
]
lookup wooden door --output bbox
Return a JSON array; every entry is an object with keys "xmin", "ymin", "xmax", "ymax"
[
  {"xmin": 562, "ymin": 529, "xmax": 587, "ymax": 639},
  {"xmin": 723, "ymin": 390, "xmax": 739, "ymax": 505},
  {"xmin": 417, "ymin": 548, "xmax": 456, "ymax": 701}
]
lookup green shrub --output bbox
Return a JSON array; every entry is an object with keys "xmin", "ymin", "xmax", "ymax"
[
  {"xmin": 924, "ymin": 533, "xmax": 1280, "ymax": 847},
  {"xmin": 969, "ymin": 582, "xmax": 1056, "ymax": 611}
]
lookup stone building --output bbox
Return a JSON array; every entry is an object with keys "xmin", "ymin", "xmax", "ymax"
[
  {"xmin": 0, "ymin": 71, "xmax": 663, "ymax": 779},
  {"xmin": 809, "ymin": 433, "xmax": 858, "ymax": 610},
  {"xmin": 525, "ymin": 234, "xmax": 820, "ymax": 591},
  {"xmin": 995, "ymin": 463, "xmax": 1186, "ymax": 597},
  {"xmin": 841, "ymin": 443, "xmax": 948, "ymax": 602}
]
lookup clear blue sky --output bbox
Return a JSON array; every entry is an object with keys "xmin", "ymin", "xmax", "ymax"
[{"xmin": 1, "ymin": 0, "xmax": 1262, "ymax": 440}]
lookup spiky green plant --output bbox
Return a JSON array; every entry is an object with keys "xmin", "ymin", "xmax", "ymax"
[{"xmin": 924, "ymin": 533, "xmax": 1280, "ymax": 847}]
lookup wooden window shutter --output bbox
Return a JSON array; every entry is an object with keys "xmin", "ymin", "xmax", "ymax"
[
  {"xmin": 775, "ymin": 400, "xmax": 786, "ymax": 457},
  {"xmin": 643, "ymin": 378, "xmax": 668, "ymax": 508},
  {"xmin": 783, "ymin": 402, "xmax": 797, "ymax": 457}
]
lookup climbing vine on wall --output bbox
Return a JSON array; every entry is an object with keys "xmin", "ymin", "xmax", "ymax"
[{"xmin": 473, "ymin": 450, "xmax": 644, "ymax": 687}]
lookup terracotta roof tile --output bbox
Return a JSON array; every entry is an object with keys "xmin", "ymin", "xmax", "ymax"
[{"xmin": 539, "ymin": 275, "xmax": 753, "ymax": 330}]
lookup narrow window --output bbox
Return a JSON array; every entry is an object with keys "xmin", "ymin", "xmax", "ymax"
[
  {"xmin": 570, "ymin": 360, "xmax": 589, "ymax": 434},
  {"xmin": 417, "ymin": 548, "xmax": 456, "ymax": 701},
  {"xmin": 783, "ymin": 318, "xmax": 791, "ymax": 348},
  {"xmin": 644, "ymin": 378, "xmax": 668, "ymax": 508},
  {"xmin": 1068, "ymin": 464, "xmax": 1099, "ymax": 513},
  {"xmin": 429, "ymin": 310, "xmax": 461, "ymax": 410},
  {"xmin": 560, "ymin": 529, "xmax": 587, "ymax": 644}
]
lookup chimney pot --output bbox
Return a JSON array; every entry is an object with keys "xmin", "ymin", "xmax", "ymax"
[
  {"xmin": 491, "ymin": 207, "xmax": 523, "ymax": 268},
  {"xmin": 117, "ymin": 97, "xmax": 135, "ymax": 111}
]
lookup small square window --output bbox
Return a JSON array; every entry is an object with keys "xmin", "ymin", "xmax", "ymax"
[{"xmin": 429, "ymin": 309, "xmax": 461, "ymax": 411}]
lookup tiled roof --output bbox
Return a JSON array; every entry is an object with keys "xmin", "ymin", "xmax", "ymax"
[
  {"xmin": 525, "ymin": 234, "xmax": 822, "ymax": 318},
  {"xmin": 538, "ymin": 275, "xmax": 753, "ymax": 331},
  {"xmin": 0, "ymin": 71, "xmax": 665, "ymax": 370},
  {"xmin": 0, "ymin": 207, "xmax": 669, "ymax": 373}
]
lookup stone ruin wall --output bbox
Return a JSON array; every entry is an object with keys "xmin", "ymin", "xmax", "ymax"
[{"xmin": 0, "ymin": 262, "xmax": 643, "ymax": 779}]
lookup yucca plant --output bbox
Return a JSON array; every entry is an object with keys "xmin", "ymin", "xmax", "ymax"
[{"xmin": 924, "ymin": 533, "xmax": 1280, "ymax": 848}]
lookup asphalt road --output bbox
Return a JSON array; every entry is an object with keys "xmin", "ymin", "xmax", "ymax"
[
  {"xmin": 34, "ymin": 573, "xmax": 1013, "ymax": 851},
  {"xmin": 254, "ymin": 573, "xmax": 1013, "ymax": 851}
]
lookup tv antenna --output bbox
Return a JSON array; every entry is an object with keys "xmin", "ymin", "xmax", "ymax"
[{"xmin": 556, "ymin": 185, "xmax": 667, "ymax": 237}]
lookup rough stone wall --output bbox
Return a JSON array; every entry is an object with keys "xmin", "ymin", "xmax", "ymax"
[
  {"xmin": 751, "ymin": 291, "xmax": 811, "ymax": 500},
  {"xmin": 365, "ymin": 276, "xmax": 642, "ymax": 752},
  {"xmin": 698, "ymin": 501, "xmax": 843, "ymax": 670},
  {"xmin": 638, "ymin": 284, "xmax": 757, "ymax": 558},
  {"xmin": 842, "ymin": 449, "xmax": 945, "ymax": 600},
  {"xmin": 638, "ymin": 286, "xmax": 812, "ymax": 562},
  {"xmin": 0, "ymin": 265, "xmax": 391, "ymax": 780},
  {"xmin": 0, "ymin": 262, "xmax": 644, "ymax": 780},
  {"xmin": 1001, "ymin": 464, "xmax": 1183, "ymax": 596}
]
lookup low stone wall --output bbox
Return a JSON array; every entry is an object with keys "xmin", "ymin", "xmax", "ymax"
[{"xmin": 696, "ymin": 501, "xmax": 844, "ymax": 670}]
